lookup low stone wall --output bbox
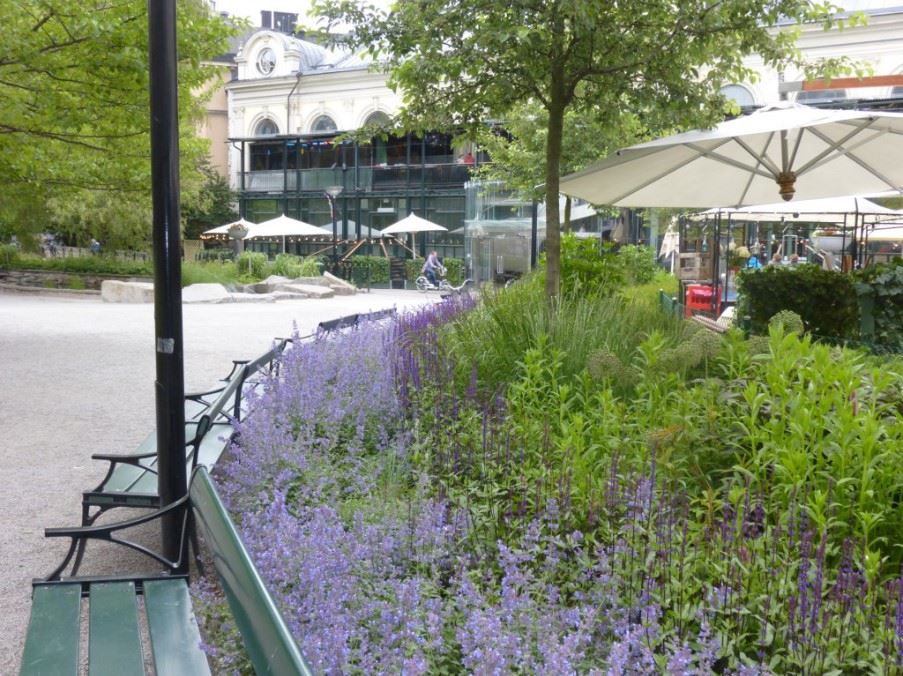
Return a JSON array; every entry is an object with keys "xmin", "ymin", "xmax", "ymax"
[{"xmin": 0, "ymin": 268, "xmax": 151, "ymax": 291}]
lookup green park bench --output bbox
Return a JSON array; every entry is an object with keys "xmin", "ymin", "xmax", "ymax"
[
  {"xmin": 20, "ymin": 466, "xmax": 313, "ymax": 675},
  {"xmin": 80, "ymin": 348, "xmax": 285, "ymax": 527}
]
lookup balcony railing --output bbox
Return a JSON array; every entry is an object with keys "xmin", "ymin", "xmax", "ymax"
[{"xmin": 241, "ymin": 164, "xmax": 471, "ymax": 193}]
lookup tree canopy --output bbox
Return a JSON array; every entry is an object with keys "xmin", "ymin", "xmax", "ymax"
[
  {"xmin": 316, "ymin": 0, "xmax": 853, "ymax": 296},
  {"xmin": 0, "ymin": 0, "xmax": 235, "ymax": 249}
]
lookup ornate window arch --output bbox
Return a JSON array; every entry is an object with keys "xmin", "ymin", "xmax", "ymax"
[
  {"xmin": 720, "ymin": 84, "xmax": 756, "ymax": 108},
  {"xmin": 363, "ymin": 111, "xmax": 391, "ymax": 128},
  {"xmin": 254, "ymin": 118, "xmax": 279, "ymax": 136},
  {"xmin": 311, "ymin": 114, "xmax": 337, "ymax": 133}
]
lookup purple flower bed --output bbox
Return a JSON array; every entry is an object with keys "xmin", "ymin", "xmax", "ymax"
[{"xmin": 194, "ymin": 299, "xmax": 903, "ymax": 674}]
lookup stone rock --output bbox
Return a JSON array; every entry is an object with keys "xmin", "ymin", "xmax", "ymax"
[
  {"xmin": 101, "ymin": 280, "xmax": 154, "ymax": 303},
  {"xmin": 279, "ymin": 283, "xmax": 334, "ymax": 298},
  {"xmin": 323, "ymin": 271, "xmax": 357, "ymax": 295},
  {"xmin": 271, "ymin": 291, "xmax": 311, "ymax": 301},
  {"xmin": 181, "ymin": 283, "xmax": 232, "ymax": 304},
  {"xmin": 248, "ymin": 275, "xmax": 291, "ymax": 294}
]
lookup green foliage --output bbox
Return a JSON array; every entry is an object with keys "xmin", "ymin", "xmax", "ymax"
[
  {"xmin": 442, "ymin": 257, "xmax": 465, "ymax": 285},
  {"xmin": 854, "ymin": 258, "xmax": 903, "ymax": 349},
  {"xmin": 769, "ymin": 309, "xmax": 805, "ymax": 335},
  {"xmin": 183, "ymin": 165, "xmax": 239, "ymax": 240},
  {"xmin": 556, "ymin": 234, "xmax": 625, "ymax": 296},
  {"xmin": 6, "ymin": 253, "xmax": 151, "ymax": 276},
  {"xmin": 271, "ymin": 254, "xmax": 305, "ymax": 279},
  {"xmin": 736, "ymin": 265, "xmax": 859, "ymax": 338},
  {"xmin": 236, "ymin": 252, "xmax": 267, "ymax": 280},
  {"xmin": 405, "ymin": 258, "xmax": 424, "ymax": 282},
  {"xmin": 0, "ymin": 1, "xmax": 238, "ymax": 245},
  {"xmin": 0, "ymin": 244, "xmax": 19, "ymax": 266},
  {"xmin": 617, "ymin": 244, "xmax": 657, "ymax": 285},
  {"xmin": 196, "ymin": 248, "xmax": 235, "ymax": 263},
  {"xmin": 65, "ymin": 276, "xmax": 87, "ymax": 290},
  {"xmin": 442, "ymin": 272, "xmax": 689, "ymax": 394},
  {"xmin": 181, "ymin": 260, "xmax": 240, "ymax": 287},
  {"xmin": 297, "ymin": 256, "xmax": 322, "ymax": 277},
  {"xmin": 350, "ymin": 256, "xmax": 390, "ymax": 284}
]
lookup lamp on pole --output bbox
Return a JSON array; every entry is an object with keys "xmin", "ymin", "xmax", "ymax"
[{"xmin": 325, "ymin": 185, "xmax": 343, "ymax": 273}]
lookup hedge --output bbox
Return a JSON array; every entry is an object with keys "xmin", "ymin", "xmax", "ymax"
[{"xmin": 736, "ymin": 264, "xmax": 859, "ymax": 338}]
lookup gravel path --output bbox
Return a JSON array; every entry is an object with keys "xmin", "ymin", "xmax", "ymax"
[{"xmin": 0, "ymin": 289, "xmax": 434, "ymax": 673}]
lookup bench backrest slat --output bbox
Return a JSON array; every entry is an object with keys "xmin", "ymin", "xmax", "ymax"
[{"xmin": 190, "ymin": 468, "xmax": 313, "ymax": 676}]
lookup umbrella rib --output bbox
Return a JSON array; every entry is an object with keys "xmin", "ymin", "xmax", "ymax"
[
  {"xmin": 801, "ymin": 124, "xmax": 902, "ymax": 192},
  {"xmin": 793, "ymin": 118, "xmax": 880, "ymax": 175},
  {"xmin": 732, "ymin": 134, "xmax": 782, "ymax": 177},
  {"xmin": 608, "ymin": 138, "xmax": 769, "ymax": 205},
  {"xmin": 684, "ymin": 142, "xmax": 777, "ymax": 180}
]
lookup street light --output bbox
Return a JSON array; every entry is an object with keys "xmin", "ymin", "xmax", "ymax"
[{"xmin": 325, "ymin": 185, "xmax": 343, "ymax": 273}]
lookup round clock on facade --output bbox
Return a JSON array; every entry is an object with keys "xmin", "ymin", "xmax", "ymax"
[{"xmin": 257, "ymin": 48, "xmax": 276, "ymax": 75}]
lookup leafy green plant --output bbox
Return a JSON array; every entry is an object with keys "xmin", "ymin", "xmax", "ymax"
[
  {"xmin": 236, "ymin": 251, "xmax": 267, "ymax": 280},
  {"xmin": 854, "ymin": 258, "xmax": 903, "ymax": 349},
  {"xmin": 272, "ymin": 253, "xmax": 304, "ymax": 278},
  {"xmin": 617, "ymin": 244, "xmax": 657, "ymax": 284},
  {"xmin": 555, "ymin": 233, "xmax": 626, "ymax": 296},
  {"xmin": 181, "ymin": 260, "xmax": 240, "ymax": 287},
  {"xmin": 0, "ymin": 243, "xmax": 19, "ymax": 266},
  {"xmin": 6, "ymin": 253, "xmax": 152, "ymax": 276},
  {"xmin": 350, "ymin": 255, "xmax": 390, "ymax": 284},
  {"xmin": 736, "ymin": 264, "xmax": 858, "ymax": 338}
]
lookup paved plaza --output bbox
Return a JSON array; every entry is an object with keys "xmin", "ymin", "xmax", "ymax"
[{"xmin": 0, "ymin": 289, "xmax": 435, "ymax": 673}]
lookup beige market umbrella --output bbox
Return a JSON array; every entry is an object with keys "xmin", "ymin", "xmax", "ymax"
[
  {"xmin": 560, "ymin": 102, "xmax": 903, "ymax": 208},
  {"xmin": 244, "ymin": 214, "xmax": 332, "ymax": 253},
  {"xmin": 382, "ymin": 213, "xmax": 447, "ymax": 255}
]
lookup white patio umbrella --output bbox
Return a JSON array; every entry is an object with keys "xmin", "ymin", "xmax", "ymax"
[
  {"xmin": 244, "ymin": 214, "xmax": 332, "ymax": 253},
  {"xmin": 559, "ymin": 102, "xmax": 903, "ymax": 208},
  {"xmin": 201, "ymin": 217, "xmax": 256, "ymax": 237},
  {"xmin": 693, "ymin": 195, "xmax": 903, "ymax": 223},
  {"xmin": 382, "ymin": 213, "xmax": 447, "ymax": 255}
]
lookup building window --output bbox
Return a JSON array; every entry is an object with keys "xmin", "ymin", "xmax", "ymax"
[
  {"xmin": 273, "ymin": 12, "xmax": 297, "ymax": 34},
  {"xmin": 256, "ymin": 48, "xmax": 276, "ymax": 76},
  {"xmin": 311, "ymin": 115, "xmax": 338, "ymax": 133},
  {"xmin": 796, "ymin": 89, "xmax": 846, "ymax": 105},
  {"xmin": 260, "ymin": 10, "xmax": 271, "ymax": 28},
  {"xmin": 720, "ymin": 84, "xmax": 755, "ymax": 108},
  {"xmin": 364, "ymin": 111, "xmax": 390, "ymax": 128},
  {"xmin": 255, "ymin": 119, "xmax": 279, "ymax": 136}
]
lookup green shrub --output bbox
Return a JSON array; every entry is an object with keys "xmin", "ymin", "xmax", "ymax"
[
  {"xmin": 197, "ymin": 248, "xmax": 234, "ymax": 263},
  {"xmin": 181, "ymin": 260, "xmax": 239, "ymax": 287},
  {"xmin": 272, "ymin": 253, "xmax": 304, "ymax": 278},
  {"xmin": 443, "ymin": 257, "xmax": 465, "ymax": 284},
  {"xmin": 854, "ymin": 257, "xmax": 903, "ymax": 349},
  {"xmin": 405, "ymin": 258, "xmax": 424, "ymax": 282},
  {"xmin": 236, "ymin": 251, "xmax": 267, "ymax": 280},
  {"xmin": 0, "ymin": 244, "xmax": 19, "ymax": 266},
  {"xmin": 442, "ymin": 273, "xmax": 689, "ymax": 393},
  {"xmin": 6, "ymin": 253, "xmax": 152, "ymax": 276},
  {"xmin": 350, "ymin": 256, "xmax": 390, "ymax": 284},
  {"xmin": 555, "ymin": 233, "xmax": 626, "ymax": 296},
  {"xmin": 65, "ymin": 276, "xmax": 87, "ymax": 290},
  {"xmin": 736, "ymin": 264, "xmax": 858, "ymax": 338},
  {"xmin": 617, "ymin": 244, "xmax": 657, "ymax": 284},
  {"xmin": 297, "ymin": 256, "xmax": 321, "ymax": 277}
]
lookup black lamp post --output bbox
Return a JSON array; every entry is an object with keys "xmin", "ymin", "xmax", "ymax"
[{"xmin": 325, "ymin": 185, "xmax": 343, "ymax": 273}]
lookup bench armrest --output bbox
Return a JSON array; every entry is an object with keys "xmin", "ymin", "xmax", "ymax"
[
  {"xmin": 91, "ymin": 451, "xmax": 156, "ymax": 463},
  {"xmin": 43, "ymin": 495, "xmax": 190, "ymax": 581}
]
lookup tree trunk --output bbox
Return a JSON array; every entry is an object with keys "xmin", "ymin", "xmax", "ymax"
[
  {"xmin": 563, "ymin": 196, "xmax": 572, "ymax": 233},
  {"xmin": 544, "ymin": 100, "xmax": 565, "ymax": 299}
]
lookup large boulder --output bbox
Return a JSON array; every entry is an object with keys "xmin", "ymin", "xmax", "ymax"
[
  {"xmin": 182, "ymin": 283, "xmax": 233, "ymax": 304},
  {"xmin": 279, "ymin": 283, "xmax": 334, "ymax": 298},
  {"xmin": 323, "ymin": 271, "xmax": 357, "ymax": 295},
  {"xmin": 247, "ymin": 275, "xmax": 291, "ymax": 294},
  {"xmin": 101, "ymin": 280, "xmax": 154, "ymax": 303}
]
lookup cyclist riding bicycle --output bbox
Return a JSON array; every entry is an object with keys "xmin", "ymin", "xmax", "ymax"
[{"xmin": 422, "ymin": 250, "xmax": 442, "ymax": 285}]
